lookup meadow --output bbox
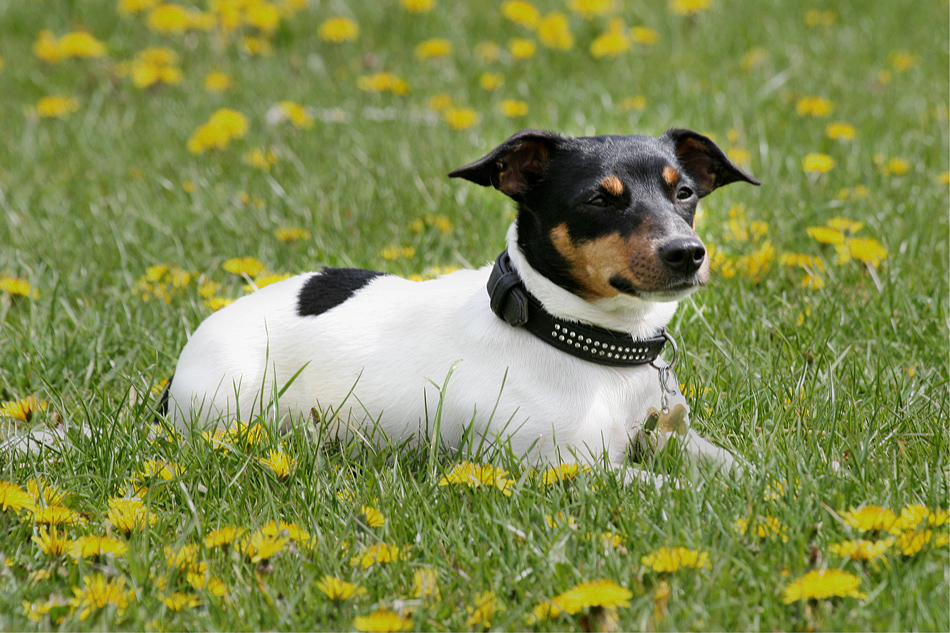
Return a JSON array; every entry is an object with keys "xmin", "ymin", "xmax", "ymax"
[{"xmin": 0, "ymin": 0, "xmax": 948, "ymax": 630}]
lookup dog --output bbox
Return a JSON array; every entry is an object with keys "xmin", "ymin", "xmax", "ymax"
[{"xmin": 164, "ymin": 128, "xmax": 759, "ymax": 484}]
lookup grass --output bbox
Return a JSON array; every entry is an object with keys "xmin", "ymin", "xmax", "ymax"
[{"xmin": 0, "ymin": 0, "xmax": 947, "ymax": 630}]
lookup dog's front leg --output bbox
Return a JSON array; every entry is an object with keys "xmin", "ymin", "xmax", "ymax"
[{"xmin": 638, "ymin": 426, "xmax": 743, "ymax": 477}]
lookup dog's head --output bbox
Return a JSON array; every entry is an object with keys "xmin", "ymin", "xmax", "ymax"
[{"xmin": 450, "ymin": 129, "xmax": 759, "ymax": 303}]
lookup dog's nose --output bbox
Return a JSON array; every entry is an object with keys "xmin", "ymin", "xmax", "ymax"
[{"xmin": 659, "ymin": 238, "xmax": 706, "ymax": 275}]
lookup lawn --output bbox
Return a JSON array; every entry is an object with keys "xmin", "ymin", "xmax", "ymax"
[{"xmin": 0, "ymin": 0, "xmax": 947, "ymax": 630}]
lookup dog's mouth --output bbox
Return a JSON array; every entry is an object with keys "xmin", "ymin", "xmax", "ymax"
[{"xmin": 608, "ymin": 275, "xmax": 705, "ymax": 302}]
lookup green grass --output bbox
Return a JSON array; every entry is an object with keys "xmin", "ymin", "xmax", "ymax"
[{"xmin": 0, "ymin": 0, "xmax": 947, "ymax": 630}]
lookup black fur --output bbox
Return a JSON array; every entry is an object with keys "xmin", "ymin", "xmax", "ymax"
[
  {"xmin": 297, "ymin": 268, "xmax": 388, "ymax": 318},
  {"xmin": 155, "ymin": 372, "xmax": 173, "ymax": 421}
]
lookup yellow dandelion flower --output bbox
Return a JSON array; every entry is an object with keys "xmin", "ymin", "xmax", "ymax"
[
  {"xmin": 412, "ymin": 568, "xmax": 441, "ymax": 602},
  {"xmin": 479, "ymin": 72, "xmax": 504, "ymax": 91},
  {"xmin": 502, "ymin": 1, "xmax": 540, "ymax": 28},
  {"xmin": 896, "ymin": 529, "xmax": 950, "ymax": 556},
  {"xmin": 806, "ymin": 226, "xmax": 845, "ymax": 245},
  {"xmin": 258, "ymin": 449, "xmax": 294, "ymax": 478},
  {"xmin": 882, "ymin": 157, "xmax": 911, "ymax": 177},
  {"xmin": 277, "ymin": 101, "xmax": 314, "ymax": 129},
  {"xmin": 537, "ymin": 13, "xmax": 573, "ymax": 50},
  {"xmin": 318, "ymin": 16, "xmax": 359, "ymax": 43},
  {"xmin": 828, "ymin": 538, "xmax": 893, "ymax": 562},
  {"xmin": 148, "ymin": 4, "xmax": 193, "ymax": 33},
  {"xmin": 165, "ymin": 544, "xmax": 203, "ymax": 570},
  {"xmin": 70, "ymin": 535, "xmax": 130, "ymax": 559},
  {"xmin": 796, "ymin": 96, "xmax": 834, "ymax": 117},
  {"xmin": 466, "ymin": 590, "xmax": 502, "ymax": 628},
  {"xmin": 35, "ymin": 95, "xmax": 80, "ymax": 119},
  {"xmin": 360, "ymin": 505, "xmax": 386, "ymax": 527},
  {"xmin": 353, "ymin": 608, "xmax": 412, "ymax": 632},
  {"xmin": 243, "ymin": 147, "xmax": 278, "ymax": 171},
  {"xmin": 439, "ymin": 461, "xmax": 514, "ymax": 495},
  {"xmin": 936, "ymin": 171, "xmax": 950, "ymax": 186},
  {"xmin": 670, "ymin": 0, "xmax": 713, "ymax": 16},
  {"xmin": 631, "ymin": 26, "xmax": 660, "ymax": 45},
  {"xmin": 527, "ymin": 600, "xmax": 564, "ymax": 624},
  {"xmin": 400, "ymin": 0, "xmax": 434, "ymax": 12},
  {"xmin": 119, "ymin": 0, "xmax": 159, "ymax": 14},
  {"xmin": 57, "ymin": 31, "xmax": 108, "ymax": 59},
  {"xmin": 187, "ymin": 571, "xmax": 227, "ymax": 596},
  {"xmin": 33, "ymin": 527, "xmax": 71, "ymax": 556},
  {"xmin": 222, "ymin": 256, "xmax": 265, "ymax": 277},
  {"xmin": 801, "ymin": 272, "xmax": 825, "ymax": 289},
  {"xmin": 380, "ymin": 245, "xmax": 416, "ymax": 260},
  {"xmin": 241, "ymin": 36, "xmax": 273, "ymax": 56},
  {"xmin": 260, "ymin": 520, "xmax": 313, "ymax": 546},
  {"xmin": 238, "ymin": 531, "xmax": 288, "ymax": 562},
  {"xmin": 926, "ymin": 507, "xmax": 948, "ymax": 528},
  {"xmin": 29, "ymin": 505, "xmax": 84, "ymax": 526},
  {"xmin": 540, "ymin": 463, "xmax": 588, "ymax": 485},
  {"xmin": 848, "ymin": 237, "xmax": 887, "ymax": 267},
  {"xmin": 474, "ymin": 41, "xmax": 502, "ymax": 61},
  {"xmin": 349, "ymin": 543, "xmax": 403, "ymax": 569},
  {"xmin": 733, "ymin": 516, "xmax": 789, "ymax": 542},
  {"xmin": 106, "ymin": 498, "xmax": 157, "ymax": 533},
  {"xmin": 245, "ymin": 1, "xmax": 281, "ymax": 31},
  {"xmin": 620, "ymin": 95, "xmax": 647, "ymax": 112},
  {"xmin": 275, "ymin": 226, "xmax": 311, "ymax": 242},
  {"xmin": 802, "ymin": 153, "xmax": 836, "ymax": 174},
  {"xmin": 204, "ymin": 71, "xmax": 233, "ymax": 92},
  {"xmin": 1, "ymin": 276, "xmax": 39, "ymax": 298},
  {"xmin": 204, "ymin": 525, "xmax": 248, "ymax": 548},
  {"xmin": 501, "ymin": 99, "xmax": 529, "ymax": 117},
  {"xmin": 508, "ymin": 37, "xmax": 537, "ymax": 61},
  {"xmin": 544, "ymin": 512, "xmax": 578, "ymax": 529},
  {"xmin": 826, "ymin": 216, "xmax": 864, "ymax": 233},
  {"xmin": 641, "ymin": 546, "xmax": 710, "ymax": 572},
  {"xmin": 415, "ymin": 38, "xmax": 452, "ymax": 60},
  {"xmin": 187, "ymin": 108, "xmax": 249, "ymax": 154},
  {"xmin": 161, "ymin": 592, "xmax": 202, "ymax": 611},
  {"xmin": 317, "ymin": 575, "xmax": 367, "ymax": 601},
  {"xmin": 357, "ymin": 72, "xmax": 410, "ymax": 95},
  {"xmin": 782, "ymin": 568, "xmax": 867, "ymax": 603},
  {"xmin": 34, "ymin": 29, "xmax": 63, "ymax": 63},
  {"xmin": 568, "ymin": 0, "xmax": 615, "ymax": 19},
  {"xmin": 841, "ymin": 505, "xmax": 900, "ymax": 533},
  {"xmin": 826, "ymin": 121, "xmax": 857, "ymax": 141},
  {"xmin": 1, "ymin": 481, "xmax": 36, "ymax": 513},
  {"xmin": 0, "ymin": 396, "xmax": 47, "ymax": 422},
  {"xmin": 889, "ymin": 50, "xmax": 919, "ymax": 72},
  {"xmin": 204, "ymin": 297, "xmax": 234, "ymax": 311},
  {"xmin": 69, "ymin": 574, "xmax": 136, "ymax": 622},
  {"xmin": 443, "ymin": 107, "xmax": 479, "ymax": 130},
  {"xmin": 590, "ymin": 18, "xmax": 629, "ymax": 58},
  {"xmin": 552, "ymin": 579, "xmax": 632, "ymax": 614}
]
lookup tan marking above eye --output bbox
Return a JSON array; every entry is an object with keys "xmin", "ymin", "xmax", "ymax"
[
  {"xmin": 599, "ymin": 175, "xmax": 624, "ymax": 197},
  {"xmin": 662, "ymin": 166, "xmax": 680, "ymax": 187}
]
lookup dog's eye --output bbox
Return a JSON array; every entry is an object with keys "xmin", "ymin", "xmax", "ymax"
[
  {"xmin": 676, "ymin": 187, "xmax": 695, "ymax": 201},
  {"xmin": 587, "ymin": 195, "xmax": 611, "ymax": 207}
]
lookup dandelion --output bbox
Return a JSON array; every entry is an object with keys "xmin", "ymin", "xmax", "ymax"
[
  {"xmin": 316, "ymin": 575, "xmax": 367, "ymax": 601},
  {"xmin": 69, "ymin": 574, "xmax": 136, "ymax": 622},
  {"xmin": 826, "ymin": 216, "xmax": 865, "ymax": 233},
  {"xmin": 828, "ymin": 539, "xmax": 893, "ymax": 563},
  {"xmin": 381, "ymin": 245, "xmax": 416, "ymax": 260},
  {"xmin": 205, "ymin": 297, "xmax": 234, "ymax": 311},
  {"xmin": 360, "ymin": 505, "xmax": 386, "ymax": 527},
  {"xmin": 539, "ymin": 463, "xmax": 588, "ymax": 485},
  {"xmin": 0, "ymin": 395, "xmax": 47, "ymax": 421},
  {"xmin": 260, "ymin": 519, "xmax": 312, "ymax": 546},
  {"xmin": 882, "ymin": 157, "xmax": 911, "ymax": 177},
  {"xmin": 847, "ymin": 237, "xmax": 887, "ymax": 267},
  {"xmin": 537, "ymin": 13, "xmax": 573, "ymax": 50},
  {"xmin": 733, "ymin": 516, "xmax": 789, "ymax": 542},
  {"xmin": 35, "ymin": 95, "xmax": 80, "ymax": 119},
  {"xmin": 568, "ymin": 0, "xmax": 615, "ymax": 18},
  {"xmin": 349, "ymin": 543, "xmax": 403, "ymax": 569},
  {"xmin": 806, "ymin": 226, "xmax": 845, "ymax": 245},
  {"xmin": 412, "ymin": 568, "xmax": 441, "ymax": 602},
  {"xmin": 545, "ymin": 512, "xmax": 578, "ymax": 530},
  {"xmin": 935, "ymin": 171, "xmax": 949, "ymax": 186},
  {"xmin": 353, "ymin": 608, "xmax": 412, "ymax": 632},
  {"xmin": 277, "ymin": 101, "xmax": 314, "ymax": 129},
  {"xmin": 501, "ymin": 1, "xmax": 540, "ymax": 28},
  {"xmin": 187, "ymin": 571, "xmax": 227, "ymax": 596},
  {"xmin": 670, "ymin": 0, "xmax": 713, "ymax": 16},
  {"xmin": 1, "ymin": 276, "xmax": 39, "ymax": 298},
  {"xmin": 148, "ymin": 3, "xmax": 194, "ymax": 33},
  {"xmin": 29, "ymin": 506, "xmax": 84, "ymax": 526},
  {"xmin": 552, "ymin": 579, "xmax": 632, "ymax": 614},
  {"xmin": 258, "ymin": 449, "xmax": 294, "ymax": 479},
  {"xmin": 245, "ymin": 2, "xmax": 281, "ymax": 31},
  {"xmin": 119, "ymin": 0, "xmax": 159, "ymax": 15},
  {"xmin": 415, "ymin": 38, "xmax": 452, "ymax": 60},
  {"xmin": 896, "ymin": 529, "xmax": 950, "ymax": 556},
  {"xmin": 57, "ymin": 31, "xmax": 108, "ymax": 59},
  {"xmin": 121, "ymin": 46, "xmax": 182, "ymax": 88},
  {"xmin": 275, "ymin": 227, "xmax": 311, "ymax": 242},
  {"xmin": 238, "ymin": 531, "xmax": 288, "ymax": 562},
  {"xmin": 474, "ymin": 41, "xmax": 502, "ymax": 61},
  {"xmin": 501, "ymin": 99, "xmax": 529, "ymax": 117},
  {"xmin": 479, "ymin": 72, "xmax": 504, "ymax": 91},
  {"xmin": 241, "ymin": 36, "xmax": 273, "ymax": 56},
  {"xmin": 161, "ymin": 592, "xmax": 202, "ymax": 611},
  {"xmin": 620, "ymin": 95, "xmax": 647, "ymax": 112},
  {"xmin": 33, "ymin": 527, "xmax": 71, "ymax": 556},
  {"xmin": 590, "ymin": 19, "xmax": 629, "ymax": 59},
  {"xmin": 204, "ymin": 526, "xmax": 248, "ymax": 548},
  {"xmin": 187, "ymin": 108, "xmax": 249, "ymax": 154},
  {"xmin": 889, "ymin": 50, "xmax": 919, "ymax": 72},
  {"xmin": 826, "ymin": 122, "xmax": 857, "ymax": 141},
  {"xmin": 70, "ymin": 535, "xmax": 130, "ymax": 559},
  {"xmin": 802, "ymin": 153, "xmax": 836, "ymax": 174},
  {"xmin": 439, "ymin": 461, "xmax": 514, "ymax": 496},
  {"xmin": 222, "ymin": 256, "xmax": 266, "ymax": 277},
  {"xmin": 782, "ymin": 568, "xmax": 867, "ymax": 603},
  {"xmin": 318, "ymin": 17, "xmax": 359, "ymax": 42},
  {"xmin": 357, "ymin": 72, "xmax": 410, "ymax": 95},
  {"xmin": 204, "ymin": 70, "xmax": 233, "ymax": 92},
  {"xmin": 641, "ymin": 546, "xmax": 710, "ymax": 572},
  {"xmin": 34, "ymin": 30, "xmax": 63, "ymax": 63},
  {"xmin": 841, "ymin": 505, "xmax": 900, "ymax": 533},
  {"xmin": 796, "ymin": 96, "xmax": 834, "ymax": 117},
  {"xmin": 508, "ymin": 38, "xmax": 537, "ymax": 60},
  {"xmin": 106, "ymin": 498, "xmax": 157, "ymax": 534},
  {"xmin": 466, "ymin": 591, "xmax": 502, "ymax": 628},
  {"xmin": 400, "ymin": 0, "xmax": 434, "ymax": 13},
  {"xmin": 243, "ymin": 147, "xmax": 279, "ymax": 171},
  {"xmin": 165, "ymin": 544, "xmax": 204, "ymax": 571},
  {"xmin": 1, "ymin": 481, "xmax": 36, "ymax": 513}
]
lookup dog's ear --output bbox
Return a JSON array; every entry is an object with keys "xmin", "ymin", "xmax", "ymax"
[
  {"xmin": 449, "ymin": 129, "xmax": 564, "ymax": 197},
  {"xmin": 665, "ymin": 128, "xmax": 761, "ymax": 198}
]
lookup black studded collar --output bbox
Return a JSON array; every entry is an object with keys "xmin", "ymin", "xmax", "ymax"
[{"xmin": 486, "ymin": 250, "xmax": 668, "ymax": 367}]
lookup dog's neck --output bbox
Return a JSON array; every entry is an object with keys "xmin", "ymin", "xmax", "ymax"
[{"xmin": 506, "ymin": 221, "xmax": 679, "ymax": 338}]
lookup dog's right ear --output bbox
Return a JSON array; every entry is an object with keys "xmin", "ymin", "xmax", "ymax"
[{"xmin": 449, "ymin": 129, "xmax": 564, "ymax": 198}]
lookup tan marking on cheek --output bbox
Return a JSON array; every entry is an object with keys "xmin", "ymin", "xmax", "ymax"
[
  {"xmin": 662, "ymin": 166, "xmax": 680, "ymax": 187},
  {"xmin": 599, "ymin": 175, "xmax": 624, "ymax": 197}
]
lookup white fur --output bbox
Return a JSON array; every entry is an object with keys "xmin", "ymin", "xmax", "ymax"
[{"xmin": 168, "ymin": 221, "xmax": 737, "ymax": 477}]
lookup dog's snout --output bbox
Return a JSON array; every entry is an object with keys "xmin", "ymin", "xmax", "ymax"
[{"xmin": 659, "ymin": 238, "xmax": 706, "ymax": 275}]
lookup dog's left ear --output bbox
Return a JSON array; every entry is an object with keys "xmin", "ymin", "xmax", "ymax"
[
  {"xmin": 665, "ymin": 128, "xmax": 761, "ymax": 197},
  {"xmin": 448, "ymin": 129, "xmax": 564, "ymax": 198}
]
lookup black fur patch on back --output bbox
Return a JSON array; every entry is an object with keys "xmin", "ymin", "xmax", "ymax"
[{"xmin": 297, "ymin": 268, "xmax": 387, "ymax": 318}]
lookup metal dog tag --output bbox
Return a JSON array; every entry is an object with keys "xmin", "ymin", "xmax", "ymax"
[{"xmin": 644, "ymin": 364, "xmax": 691, "ymax": 436}]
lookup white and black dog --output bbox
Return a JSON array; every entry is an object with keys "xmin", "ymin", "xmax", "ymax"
[{"xmin": 164, "ymin": 129, "xmax": 759, "ymax": 483}]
